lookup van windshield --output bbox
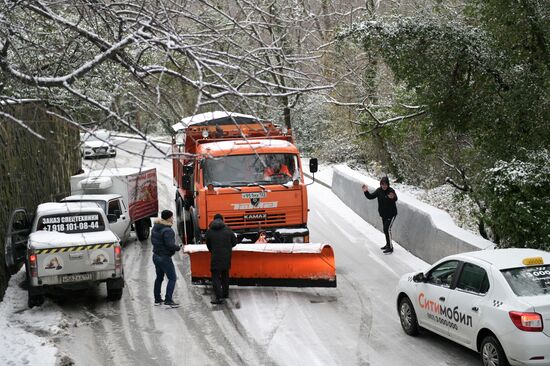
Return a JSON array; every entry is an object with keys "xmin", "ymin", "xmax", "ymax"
[
  {"xmin": 501, "ymin": 265, "xmax": 550, "ymax": 296},
  {"xmin": 203, "ymin": 153, "xmax": 300, "ymax": 186}
]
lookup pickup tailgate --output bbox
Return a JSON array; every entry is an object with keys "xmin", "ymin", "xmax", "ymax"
[{"xmin": 29, "ymin": 231, "xmax": 118, "ymax": 279}]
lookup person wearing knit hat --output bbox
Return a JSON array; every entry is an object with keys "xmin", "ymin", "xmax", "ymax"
[
  {"xmin": 151, "ymin": 209, "xmax": 181, "ymax": 307},
  {"xmin": 362, "ymin": 176, "xmax": 398, "ymax": 254}
]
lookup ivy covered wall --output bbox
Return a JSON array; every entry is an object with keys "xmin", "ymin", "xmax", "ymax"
[{"xmin": 0, "ymin": 104, "xmax": 81, "ymax": 301}]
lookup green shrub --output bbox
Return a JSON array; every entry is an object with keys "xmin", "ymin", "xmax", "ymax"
[{"xmin": 481, "ymin": 150, "xmax": 550, "ymax": 250}]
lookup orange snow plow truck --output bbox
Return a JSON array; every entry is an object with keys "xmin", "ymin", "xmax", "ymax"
[{"xmin": 172, "ymin": 111, "xmax": 336, "ymax": 287}]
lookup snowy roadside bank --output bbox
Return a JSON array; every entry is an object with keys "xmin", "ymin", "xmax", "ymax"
[{"xmin": 0, "ymin": 270, "xmax": 64, "ymax": 366}]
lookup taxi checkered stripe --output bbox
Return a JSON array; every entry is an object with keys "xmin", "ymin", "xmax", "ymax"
[
  {"xmin": 493, "ymin": 300, "xmax": 504, "ymax": 308},
  {"xmin": 34, "ymin": 243, "xmax": 115, "ymax": 254}
]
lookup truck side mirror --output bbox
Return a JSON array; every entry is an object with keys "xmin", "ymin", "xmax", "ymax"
[
  {"xmin": 309, "ymin": 158, "xmax": 318, "ymax": 174},
  {"xmin": 107, "ymin": 214, "xmax": 117, "ymax": 223},
  {"xmin": 182, "ymin": 165, "xmax": 193, "ymax": 190}
]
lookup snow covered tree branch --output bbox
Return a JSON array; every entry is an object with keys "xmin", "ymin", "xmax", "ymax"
[{"xmin": 1, "ymin": 0, "xmax": 346, "ymax": 147}]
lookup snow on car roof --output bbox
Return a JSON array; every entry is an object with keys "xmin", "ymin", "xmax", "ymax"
[
  {"xmin": 36, "ymin": 202, "xmax": 103, "ymax": 216},
  {"xmin": 72, "ymin": 167, "xmax": 154, "ymax": 178},
  {"xmin": 172, "ymin": 111, "xmax": 260, "ymax": 131},
  {"xmin": 457, "ymin": 248, "xmax": 550, "ymax": 270},
  {"xmin": 184, "ymin": 243, "xmax": 331, "ymax": 254},
  {"xmin": 62, "ymin": 194, "xmax": 122, "ymax": 202},
  {"xmin": 197, "ymin": 139, "xmax": 296, "ymax": 155},
  {"xmin": 29, "ymin": 230, "xmax": 118, "ymax": 249}
]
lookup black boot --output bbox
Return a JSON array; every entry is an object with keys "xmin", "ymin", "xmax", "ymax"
[
  {"xmin": 380, "ymin": 244, "xmax": 390, "ymax": 250},
  {"xmin": 383, "ymin": 247, "xmax": 393, "ymax": 254}
]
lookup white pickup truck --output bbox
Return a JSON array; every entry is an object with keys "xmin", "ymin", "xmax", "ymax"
[
  {"xmin": 65, "ymin": 167, "xmax": 159, "ymax": 242},
  {"xmin": 62, "ymin": 194, "xmax": 132, "ymax": 243},
  {"xmin": 5, "ymin": 202, "xmax": 124, "ymax": 307}
]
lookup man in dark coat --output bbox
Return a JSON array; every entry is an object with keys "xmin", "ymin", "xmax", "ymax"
[
  {"xmin": 205, "ymin": 213, "xmax": 237, "ymax": 304},
  {"xmin": 151, "ymin": 209, "xmax": 181, "ymax": 307},
  {"xmin": 362, "ymin": 176, "xmax": 398, "ymax": 254}
]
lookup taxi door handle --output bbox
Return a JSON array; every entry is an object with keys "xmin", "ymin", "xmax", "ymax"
[
  {"xmin": 439, "ymin": 297, "xmax": 445, "ymax": 301},
  {"xmin": 472, "ymin": 306, "xmax": 479, "ymax": 312}
]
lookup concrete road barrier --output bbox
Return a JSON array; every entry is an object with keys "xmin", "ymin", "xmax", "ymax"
[{"xmin": 331, "ymin": 165, "xmax": 494, "ymax": 264}]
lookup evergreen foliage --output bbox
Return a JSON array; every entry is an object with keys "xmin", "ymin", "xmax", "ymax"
[
  {"xmin": 482, "ymin": 150, "xmax": 550, "ymax": 250},
  {"xmin": 340, "ymin": 0, "xmax": 549, "ymax": 246}
]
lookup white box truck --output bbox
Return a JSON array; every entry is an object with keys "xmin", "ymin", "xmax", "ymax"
[{"xmin": 67, "ymin": 167, "xmax": 159, "ymax": 241}]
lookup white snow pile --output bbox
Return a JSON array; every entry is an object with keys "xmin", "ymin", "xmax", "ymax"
[{"xmin": 0, "ymin": 270, "xmax": 64, "ymax": 366}]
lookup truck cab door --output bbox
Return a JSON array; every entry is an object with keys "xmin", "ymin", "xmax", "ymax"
[
  {"xmin": 107, "ymin": 199, "xmax": 131, "ymax": 243},
  {"xmin": 5, "ymin": 208, "xmax": 32, "ymax": 274}
]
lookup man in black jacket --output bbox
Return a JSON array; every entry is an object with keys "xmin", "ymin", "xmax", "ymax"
[
  {"xmin": 362, "ymin": 176, "xmax": 398, "ymax": 254},
  {"xmin": 205, "ymin": 213, "xmax": 237, "ymax": 304},
  {"xmin": 151, "ymin": 209, "xmax": 181, "ymax": 307}
]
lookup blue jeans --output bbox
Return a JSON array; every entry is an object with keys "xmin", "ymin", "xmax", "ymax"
[{"xmin": 153, "ymin": 254, "xmax": 177, "ymax": 302}]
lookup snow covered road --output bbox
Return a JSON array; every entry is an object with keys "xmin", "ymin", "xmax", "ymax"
[{"xmin": 3, "ymin": 137, "xmax": 480, "ymax": 365}]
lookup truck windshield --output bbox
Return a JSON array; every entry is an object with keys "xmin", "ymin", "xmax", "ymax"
[
  {"xmin": 63, "ymin": 200, "xmax": 107, "ymax": 213},
  {"xmin": 203, "ymin": 153, "xmax": 300, "ymax": 186},
  {"xmin": 501, "ymin": 265, "xmax": 550, "ymax": 296},
  {"xmin": 37, "ymin": 212, "xmax": 106, "ymax": 233}
]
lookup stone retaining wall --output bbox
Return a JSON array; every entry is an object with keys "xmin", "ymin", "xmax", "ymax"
[{"xmin": 0, "ymin": 104, "xmax": 80, "ymax": 300}]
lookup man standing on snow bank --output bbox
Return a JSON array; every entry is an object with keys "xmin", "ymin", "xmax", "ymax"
[
  {"xmin": 206, "ymin": 213, "xmax": 237, "ymax": 304},
  {"xmin": 362, "ymin": 176, "xmax": 398, "ymax": 254},
  {"xmin": 152, "ymin": 209, "xmax": 181, "ymax": 307}
]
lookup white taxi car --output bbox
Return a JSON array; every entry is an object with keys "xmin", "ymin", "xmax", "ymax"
[{"xmin": 396, "ymin": 248, "xmax": 550, "ymax": 366}]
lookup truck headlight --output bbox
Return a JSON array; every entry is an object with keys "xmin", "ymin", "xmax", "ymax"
[{"xmin": 292, "ymin": 236, "xmax": 304, "ymax": 243}]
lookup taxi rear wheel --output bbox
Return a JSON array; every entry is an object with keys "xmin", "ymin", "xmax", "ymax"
[
  {"xmin": 480, "ymin": 336, "xmax": 509, "ymax": 366},
  {"xmin": 399, "ymin": 296, "xmax": 419, "ymax": 336}
]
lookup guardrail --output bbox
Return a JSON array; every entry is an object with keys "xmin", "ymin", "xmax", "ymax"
[{"xmin": 330, "ymin": 165, "xmax": 494, "ymax": 264}]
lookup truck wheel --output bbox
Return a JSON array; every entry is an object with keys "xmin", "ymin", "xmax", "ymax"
[
  {"xmin": 28, "ymin": 293, "xmax": 45, "ymax": 308},
  {"xmin": 136, "ymin": 219, "xmax": 150, "ymax": 241},
  {"xmin": 190, "ymin": 222, "xmax": 197, "ymax": 244},
  {"xmin": 175, "ymin": 196, "xmax": 184, "ymax": 239},
  {"xmin": 107, "ymin": 288, "xmax": 123, "ymax": 301}
]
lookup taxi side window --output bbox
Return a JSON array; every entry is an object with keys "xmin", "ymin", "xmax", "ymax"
[
  {"xmin": 456, "ymin": 263, "xmax": 490, "ymax": 295},
  {"xmin": 426, "ymin": 260, "xmax": 459, "ymax": 288}
]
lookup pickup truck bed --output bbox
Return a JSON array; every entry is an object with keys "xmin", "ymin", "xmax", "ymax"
[{"xmin": 29, "ymin": 230, "xmax": 119, "ymax": 287}]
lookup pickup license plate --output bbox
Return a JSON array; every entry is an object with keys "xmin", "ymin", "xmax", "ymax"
[{"xmin": 62, "ymin": 273, "xmax": 93, "ymax": 283}]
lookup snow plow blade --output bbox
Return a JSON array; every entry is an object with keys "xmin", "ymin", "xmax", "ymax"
[{"xmin": 184, "ymin": 243, "xmax": 336, "ymax": 287}]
